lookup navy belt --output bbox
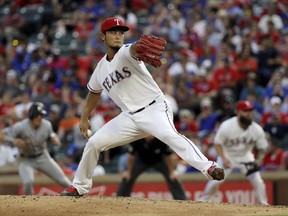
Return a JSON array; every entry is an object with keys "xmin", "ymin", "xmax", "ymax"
[
  {"xmin": 130, "ymin": 100, "xmax": 156, "ymax": 114},
  {"xmin": 20, "ymin": 152, "xmax": 43, "ymax": 159}
]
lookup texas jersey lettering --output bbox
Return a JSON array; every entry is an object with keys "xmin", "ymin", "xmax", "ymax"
[{"xmin": 102, "ymin": 67, "xmax": 131, "ymax": 92}]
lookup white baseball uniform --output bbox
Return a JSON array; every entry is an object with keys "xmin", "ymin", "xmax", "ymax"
[
  {"xmin": 72, "ymin": 44, "xmax": 217, "ymax": 194},
  {"xmin": 199, "ymin": 116, "xmax": 268, "ymax": 204}
]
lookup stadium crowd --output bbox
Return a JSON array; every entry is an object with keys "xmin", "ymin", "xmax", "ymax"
[{"xmin": 0, "ymin": 0, "xmax": 288, "ymax": 175}]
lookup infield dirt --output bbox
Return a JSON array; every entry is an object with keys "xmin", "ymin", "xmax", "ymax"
[{"xmin": 0, "ymin": 195, "xmax": 288, "ymax": 216}]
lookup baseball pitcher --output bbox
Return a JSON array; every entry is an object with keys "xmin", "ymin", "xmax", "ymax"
[
  {"xmin": 2, "ymin": 102, "xmax": 71, "ymax": 195},
  {"xmin": 198, "ymin": 100, "xmax": 269, "ymax": 205},
  {"xmin": 61, "ymin": 17, "xmax": 224, "ymax": 196}
]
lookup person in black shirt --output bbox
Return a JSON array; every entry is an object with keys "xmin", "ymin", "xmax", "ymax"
[{"xmin": 116, "ymin": 136, "xmax": 187, "ymax": 200}]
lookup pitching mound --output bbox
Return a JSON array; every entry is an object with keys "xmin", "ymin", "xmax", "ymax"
[{"xmin": 0, "ymin": 195, "xmax": 288, "ymax": 216}]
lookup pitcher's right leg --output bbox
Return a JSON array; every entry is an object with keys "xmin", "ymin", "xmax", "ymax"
[{"xmin": 61, "ymin": 112, "xmax": 147, "ymax": 196}]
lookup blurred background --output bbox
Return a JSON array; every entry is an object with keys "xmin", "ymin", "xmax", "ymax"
[{"xmin": 0, "ymin": 0, "xmax": 288, "ymax": 204}]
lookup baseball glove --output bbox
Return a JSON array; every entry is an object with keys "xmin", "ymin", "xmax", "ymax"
[
  {"xmin": 241, "ymin": 162, "xmax": 260, "ymax": 176},
  {"xmin": 135, "ymin": 35, "xmax": 167, "ymax": 68}
]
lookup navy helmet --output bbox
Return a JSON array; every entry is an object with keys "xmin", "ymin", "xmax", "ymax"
[{"xmin": 28, "ymin": 102, "xmax": 47, "ymax": 120}]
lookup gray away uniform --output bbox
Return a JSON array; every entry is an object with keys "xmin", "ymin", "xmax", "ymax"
[{"xmin": 7, "ymin": 119, "xmax": 71, "ymax": 195}]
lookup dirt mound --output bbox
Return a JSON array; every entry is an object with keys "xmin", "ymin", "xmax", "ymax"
[{"xmin": 0, "ymin": 195, "xmax": 287, "ymax": 216}]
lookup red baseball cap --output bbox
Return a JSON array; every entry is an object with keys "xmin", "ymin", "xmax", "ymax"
[
  {"xmin": 236, "ymin": 100, "xmax": 254, "ymax": 111},
  {"xmin": 101, "ymin": 17, "xmax": 129, "ymax": 33}
]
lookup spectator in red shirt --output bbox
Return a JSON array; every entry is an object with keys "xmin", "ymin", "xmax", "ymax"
[
  {"xmin": 261, "ymin": 135, "xmax": 288, "ymax": 171},
  {"xmin": 192, "ymin": 67, "xmax": 218, "ymax": 103},
  {"xmin": 0, "ymin": 91, "xmax": 16, "ymax": 117},
  {"xmin": 174, "ymin": 108, "xmax": 198, "ymax": 140},
  {"xmin": 131, "ymin": 0, "xmax": 151, "ymax": 12},
  {"xmin": 195, "ymin": 41, "xmax": 217, "ymax": 67},
  {"xmin": 74, "ymin": 11, "xmax": 94, "ymax": 42},
  {"xmin": 261, "ymin": 96, "xmax": 288, "ymax": 126},
  {"xmin": 62, "ymin": 46, "xmax": 91, "ymax": 88},
  {"xmin": 211, "ymin": 57, "xmax": 238, "ymax": 91},
  {"xmin": 234, "ymin": 46, "xmax": 258, "ymax": 82},
  {"xmin": 265, "ymin": 21, "xmax": 280, "ymax": 44}
]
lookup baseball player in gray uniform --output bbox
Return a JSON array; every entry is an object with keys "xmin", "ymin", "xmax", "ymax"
[
  {"xmin": 2, "ymin": 102, "xmax": 71, "ymax": 195},
  {"xmin": 61, "ymin": 17, "xmax": 224, "ymax": 196},
  {"xmin": 198, "ymin": 100, "xmax": 268, "ymax": 205}
]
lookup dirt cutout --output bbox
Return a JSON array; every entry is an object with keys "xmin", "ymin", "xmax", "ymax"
[{"xmin": 1, "ymin": 195, "xmax": 288, "ymax": 216}]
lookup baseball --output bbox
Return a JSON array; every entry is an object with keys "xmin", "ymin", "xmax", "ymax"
[
  {"xmin": 160, "ymin": 58, "xmax": 167, "ymax": 65},
  {"xmin": 87, "ymin": 129, "xmax": 92, "ymax": 138}
]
